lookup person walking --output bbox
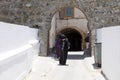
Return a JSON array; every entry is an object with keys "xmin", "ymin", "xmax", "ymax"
[
  {"xmin": 59, "ymin": 35, "xmax": 70, "ymax": 65},
  {"xmin": 55, "ymin": 33, "xmax": 64, "ymax": 60}
]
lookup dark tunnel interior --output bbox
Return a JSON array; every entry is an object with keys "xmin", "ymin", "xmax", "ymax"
[{"xmin": 60, "ymin": 28, "xmax": 82, "ymax": 51}]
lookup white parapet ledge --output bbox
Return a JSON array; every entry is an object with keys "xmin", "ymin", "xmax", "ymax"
[
  {"xmin": 29, "ymin": 40, "xmax": 39, "ymax": 45},
  {"xmin": 0, "ymin": 22, "xmax": 29, "ymax": 28},
  {"xmin": 0, "ymin": 44, "xmax": 32, "ymax": 64}
]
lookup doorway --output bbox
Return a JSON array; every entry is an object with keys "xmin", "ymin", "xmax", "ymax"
[{"xmin": 60, "ymin": 28, "xmax": 82, "ymax": 51}]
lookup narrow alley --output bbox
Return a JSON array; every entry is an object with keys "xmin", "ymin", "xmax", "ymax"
[{"xmin": 24, "ymin": 52, "xmax": 105, "ymax": 80}]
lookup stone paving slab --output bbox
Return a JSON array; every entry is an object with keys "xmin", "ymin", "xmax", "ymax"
[{"xmin": 24, "ymin": 52, "xmax": 105, "ymax": 80}]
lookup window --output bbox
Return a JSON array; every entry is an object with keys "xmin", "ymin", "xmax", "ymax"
[
  {"xmin": 59, "ymin": 7, "xmax": 74, "ymax": 19},
  {"xmin": 66, "ymin": 7, "xmax": 72, "ymax": 16}
]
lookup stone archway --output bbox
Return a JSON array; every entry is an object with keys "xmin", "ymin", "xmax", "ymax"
[
  {"xmin": 49, "ymin": 6, "xmax": 89, "ymax": 55},
  {"xmin": 40, "ymin": 1, "xmax": 120, "ymax": 56},
  {"xmin": 40, "ymin": 1, "xmax": 90, "ymax": 55}
]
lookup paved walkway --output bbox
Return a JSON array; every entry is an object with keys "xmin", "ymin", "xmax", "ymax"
[{"xmin": 24, "ymin": 52, "xmax": 105, "ymax": 80}]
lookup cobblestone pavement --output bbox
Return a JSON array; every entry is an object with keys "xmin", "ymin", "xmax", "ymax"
[{"xmin": 24, "ymin": 51, "xmax": 105, "ymax": 80}]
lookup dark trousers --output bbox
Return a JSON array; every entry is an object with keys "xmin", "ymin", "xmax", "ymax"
[{"xmin": 59, "ymin": 49, "xmax": 68, "ymax": 65}]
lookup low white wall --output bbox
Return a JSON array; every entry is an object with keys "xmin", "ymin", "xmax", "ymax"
[
  {"xmin": 102, "ymin": 26, "xmax": 120, "ymax": 80},
  {"xmin": 96, "ymin": 29, "xmax": 102, "ymax": 43},
  {"xmin": 0, "ymin": 22, "xmax": 39, "ymax": 80}
]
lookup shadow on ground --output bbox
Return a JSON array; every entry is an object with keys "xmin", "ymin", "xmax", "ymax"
[
  {"xmin": 49, "ymin": 48, "xmax": 91, "ymax": 60},
  {"xmin": 67, "ymin": 54, "xmax": 85, "ymax": 60},
  {"xmin": 92, "ymin": 63, "xmax": 101, "ymax": 69},
  {"xmin": 67, "ymin": 49, "xmax": 91, "ymax": 60}
]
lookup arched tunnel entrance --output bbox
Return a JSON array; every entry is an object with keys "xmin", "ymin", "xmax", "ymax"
[{"xmin": 60, "ymin": 28, "xmax": 82, "ymax": 51}]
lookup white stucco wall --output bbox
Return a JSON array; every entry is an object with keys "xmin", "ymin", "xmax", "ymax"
[
  {"xmin": 0, "ymin": 23, "xmax": 29, "ymax": 53},
  {"xmin": 56, "ymin": 7, "xmax": 88, "ymax": 33},
  {"xmin": 56, "ymin": 19, "xmax": 88, "ymax": 33},
  {"xmin": 102, "ymin": 26, "xmax": 120, "ymax": 80},
  {"xmin": 0, "ymin": 22, "xmax": 39, "ymax": 80}
]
